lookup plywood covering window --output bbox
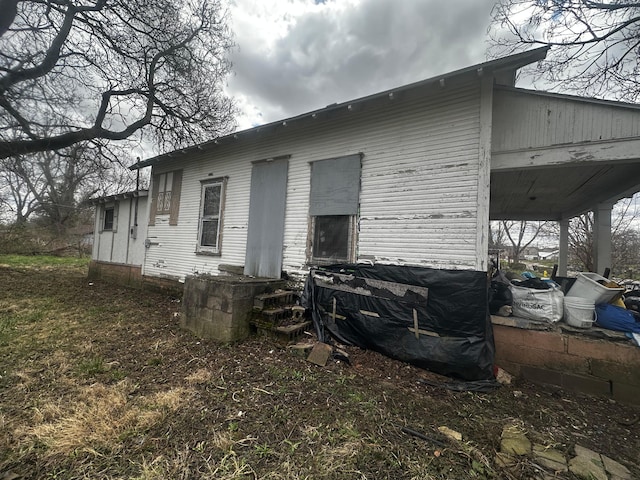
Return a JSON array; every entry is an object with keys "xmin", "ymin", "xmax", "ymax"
[
  {"xmin": 309, "ymin": 154, "xmax": 361, "ymax": 264},
  {"xmin": 197, "ymin": 178, "xmax": 226, "ymax": 254},
  {"xmin": 149, "ymin": 169, "xmax": 182, "ymax": 226}
]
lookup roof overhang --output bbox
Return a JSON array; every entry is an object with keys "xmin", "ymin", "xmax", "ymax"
[
  {"xmin": 131, "ymin": 47, "xmax": 550, "ymax": 170},
  {"xmin": 490, "ymin": 87, "xmax": 640, "ymax": 220},
  {"xmin": 89, "ymin": 189, "xmax": 148, "ymax": 205}
]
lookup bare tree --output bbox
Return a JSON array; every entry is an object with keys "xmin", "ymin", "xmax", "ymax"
[
  {"xmin": 567, "ymin": 195, "xmax": 640, "ymax": 272},
  {"xmin": 568, "ymin": 213, "xmax": 595, "ymax": 271},
  {"xmin": 0, "ymin": 157, "xmax": 42, "ymax": 224},
  {"xmin": 502, "ymin": 220, "xmax": 549, "ymax": 264},
  {"xmin": 0, "ymin": 144, "xmax": 137, "ymax": 235},
  {"xmin": 490, "ymin": 1, "xmax": 640, "ymax": 101},
  {"xmin": 489, "ymin": 221, "xmax": 508, "ymax": 250},
  {"xmin": 0, "ymin": 0, "xmax": 236, "ymax": 160}
]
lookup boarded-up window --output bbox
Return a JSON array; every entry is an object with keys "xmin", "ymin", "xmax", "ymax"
[
  {"xmin": 197, "ymin": 178, "xmax": 226, "ymax": 254},
  {"xmin": 149, "ymin": 169, "xmax": 182, "ymax": 226},
  {"xmin": 310, "ymin": 154, "xmax": 361, "ymax": 216},
  {"xmin": 310, "ymin": 154, "xmax": 361, "ymax": 264}
]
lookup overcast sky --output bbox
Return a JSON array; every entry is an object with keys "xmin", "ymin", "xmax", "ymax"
[{"xmin": 225, "ymin": 0, "xmax": 499, "ymax": 130}]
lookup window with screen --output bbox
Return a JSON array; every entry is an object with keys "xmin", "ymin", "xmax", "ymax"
[{"xmin": 197, "ymin": 178, "xmax": 226, "ymax": 254}]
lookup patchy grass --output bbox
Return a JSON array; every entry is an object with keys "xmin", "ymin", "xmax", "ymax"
[
  {"xmin": 0, "ymin": 254, "xmax": 89, "ymax": 268},
  {"xmin": 0, "ymin": 255, "xmax": 639, "ymax": 479}
]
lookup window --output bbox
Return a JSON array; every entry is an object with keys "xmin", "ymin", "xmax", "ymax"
[
  {"xmin": 156, "ymin": 172, "xmax": 173, "ymax": 214},
  {"xmin": 197, "ymin": 179, "xmax": 226, "ymax": 254},
  {"xmin": 149, "ymin": 169, "xmax": 183, "ymax": 226},
  {"xmin": 309, "ymin": 154, "xmax": 361, "ymax": 264},
  {"xmin": 103, "ymin": 207, "xmax": 114, "ymax": 231},
  {"xmin": 99, "ymin": 203, "xmax": 118, "ymax": 233},
  {"xmin": 312, "ymin": 215, "xmax": 354, "ymax": 263}
]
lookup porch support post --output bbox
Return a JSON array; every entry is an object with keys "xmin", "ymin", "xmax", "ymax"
[
  {"xmin": 593, "ymin": 203, "xmax": 613, "ymax": 275},
  {"xmin": 558, "ymin": 218, "xmax": 569, "ymax": 276},
  {"xmin": 475, "ymin": 75, "xmax": 493, "ymax": 271}
]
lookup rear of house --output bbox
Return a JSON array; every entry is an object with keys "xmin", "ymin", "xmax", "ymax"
[
  {"xmin": 88, "ymin": 49, "xmax": 559, "ymax": 285},
  {"xmin": 139, "ymin": 78, "xmax": 495, "ymax": 283}
]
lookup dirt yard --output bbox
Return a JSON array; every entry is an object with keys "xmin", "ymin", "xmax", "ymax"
[{"xmin": 0, "ymin": 257, "xmax": 639, "ymax": 479}]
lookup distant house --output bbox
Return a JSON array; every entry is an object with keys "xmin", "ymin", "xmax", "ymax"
[
  {"xmin": 522, "ymin": 246, "xmax": 540, "ymax": 261},
  {"xmin": 89, "ymin": 47, "xmax": 640, "ymax": 286},
  {"xmin": 539, "ymin": 249, "xmax": 559, "ymax": 261}
]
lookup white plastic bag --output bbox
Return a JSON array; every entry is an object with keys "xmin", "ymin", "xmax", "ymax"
[{"xmin": 509, "ymin": 284, "xmax": 564, "ymax": 323}]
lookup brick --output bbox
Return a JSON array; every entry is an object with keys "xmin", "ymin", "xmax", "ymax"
[
  {"xmin": 561, "ymin": 373, "xmax": 611, "ymax": 396},
  {"xmin": 521, "ymin": 366, "xmax": 563, "ymax": 387},
  {"xmin": 591, "ymin": 360, "xmax": 640, "ymax": 387},
  {"xmin": 521, "ymin": 329, "xmax": 566, "ymax": 353},
  {"xmin": 611, "ymin": 382, "xmax": 640, "ymax": 405}
]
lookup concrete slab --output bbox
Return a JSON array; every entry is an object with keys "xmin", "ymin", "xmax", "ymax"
[
  {"xmin": 533, "ymin": 444, "xmax": 567, "ymax": 472},
  {"xmin": 601, "ymin": 453, "xmax": 632, "ymax": 480},
  {"xmin": 569, "ymin": 445, "xmax": 607, "ymax": 480},
  {"xmin": 500, "ymin": 424, "xmax": 531, "ymax": 456}
]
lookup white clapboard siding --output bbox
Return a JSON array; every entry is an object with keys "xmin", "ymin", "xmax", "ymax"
[
  {"xmin": 143, "ymin": 81, "xmax": 483, "ymax": 281},
  {"xmin": 493, "ymin": 88, "xmax": 640, "ymax": 152}
]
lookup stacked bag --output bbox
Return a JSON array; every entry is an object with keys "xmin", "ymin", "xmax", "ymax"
[{"xmin": 490, "ymin": 268, "xmax": 640, "ymax": 334}]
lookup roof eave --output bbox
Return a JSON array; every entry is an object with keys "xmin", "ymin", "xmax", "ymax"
[{"xmin": 131, "ymin": 46, "xmax": 550, "ymax": 171}]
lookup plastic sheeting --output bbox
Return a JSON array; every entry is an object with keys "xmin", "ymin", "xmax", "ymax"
[{"xmin": 301, "ymin": 264, "xmax": 495, "ymax": 380}]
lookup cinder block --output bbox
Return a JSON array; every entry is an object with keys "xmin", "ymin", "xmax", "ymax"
[
  {"xmin": 494, "ymin": 359, "xmax": 522, "ymax": 377},
  {"xmin": 561, "ymin": 373, "xmax": 611, "ymax": 396},
  {"xmin": 504, "ymin": 345, "xmax": 590, "ymax": 375},
  {"xmin": 567, "ymin": 336, "xmax": 621, "ymax": 362},
  {"xmin": 520, "ymin": 366, "xmax": 563, "ymax": 387},
  {"xmin": 494, "ymin": 341, "xmax": 526, "ymax": 363},
  {"xmin": 521, "ymin": 329, "xmax": 566, "ymax": 353},
  {"xmin": 612, "ymin": 343, "xmax": 640, "ymax": 367},
  {"xmin": 611, "ymin": 382, "xmax": 640, "ymax": 405},
  {"xmin": 492, "ymin": 324, "xmax": 525, "ymax": 347},
  {"xmin": 591, "ymin": 360, "xmax": 640, "ymax": 387}
]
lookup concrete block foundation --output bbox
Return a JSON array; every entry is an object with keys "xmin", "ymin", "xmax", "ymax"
[
  {"xmin": 181, "ymin": 275, "xmax": 286, "ymax": 343},
  {"xmin": 492, "ymin": 315, "xmax": 640, "ymax": 404}
]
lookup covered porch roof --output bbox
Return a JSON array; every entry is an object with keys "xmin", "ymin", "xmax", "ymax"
[
  {"xmin": 490, "ymin": 86, "xmax": 640, "ymax": 275},
  {"xmin": 490, "ymin": 87, "xmax": 640, "ymax": 222}
]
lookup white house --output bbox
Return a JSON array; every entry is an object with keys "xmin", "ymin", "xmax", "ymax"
[{"xmin": 89, "ymin": 47, "xmax": 640, "ymax": 286}]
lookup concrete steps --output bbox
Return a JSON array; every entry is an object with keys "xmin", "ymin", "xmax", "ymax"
[{"xmin": 251, "ymin": 290, "xmax": 310, "ymax": 343}]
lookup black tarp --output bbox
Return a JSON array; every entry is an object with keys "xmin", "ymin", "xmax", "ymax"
[{"xmin": 301, "ymin": 264, "xmax": 495, "ymax": 380}]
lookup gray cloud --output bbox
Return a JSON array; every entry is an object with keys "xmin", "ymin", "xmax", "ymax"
[{"xmin": 227, "ymin": 0, "xmax": 496, "ymax": 127}]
